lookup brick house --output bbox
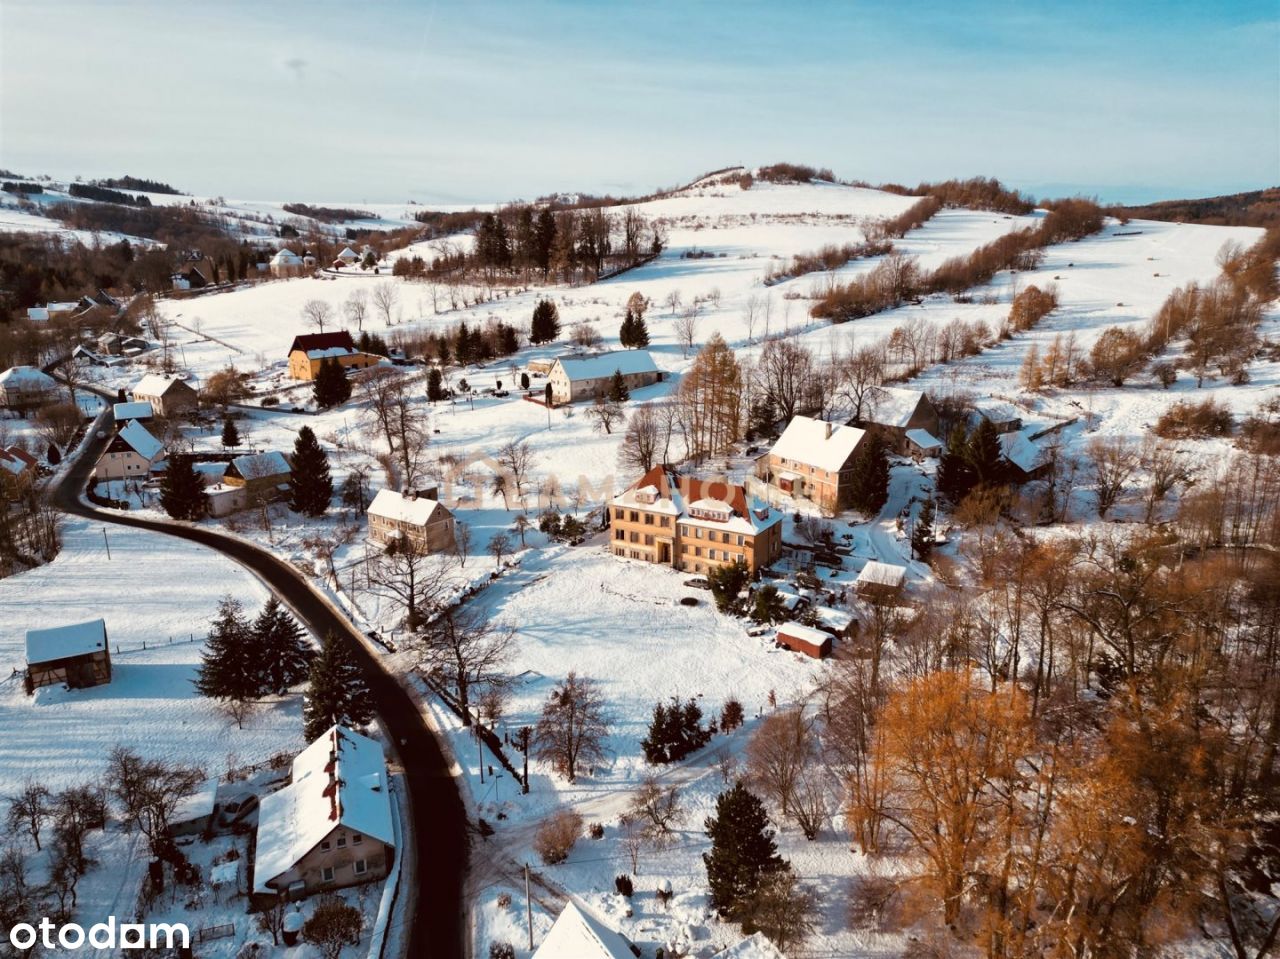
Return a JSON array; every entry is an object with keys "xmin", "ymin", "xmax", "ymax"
[
  {"xmin": 96, "ymin": 420, "xmax": 165, "ymax": 481},
  {"xmin": 131, "ymin": 374, "xmax": 199, "ymax": 418},
  {"xmin": 287, "ymin": 332, "xmax": 381, "ymax": 381},
  {"xmin": 762, "ymin": 416, "xmax": 867, "ymax": 513},
  {"xmin": 252, "ymin": 725, "xmax": 395, "ymax": 903},
  {"xmin": 367, "ymin": 488, "xmax": 456, "ymax": 554},
  {"xmin": 610, "ymin": 466, "xmax": 783, "ymax": 575},
  {"xmin": 548, "ymin": 350, "xmax": 661, "ymax": 404},
  {"xmin": 222, "ymin": 451, "xmax": 292, "ymax": 506}
]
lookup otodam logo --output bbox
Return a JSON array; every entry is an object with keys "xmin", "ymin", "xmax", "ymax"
[{"xmin": 7, "ymin": 917, "xmax": 190, "ymax": 951}]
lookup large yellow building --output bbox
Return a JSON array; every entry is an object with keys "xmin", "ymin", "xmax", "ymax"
[{"xmin": 287, "ymin": 332, "xmax": 381, "ymax": 381}]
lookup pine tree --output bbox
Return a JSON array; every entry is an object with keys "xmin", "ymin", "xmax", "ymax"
[
  {"xmin": 340, "ymin": 471, "xmax": 368, "ymax": 512},
  {"xmin": 967, "ymin": 417, "xmax": 1004, "ymax": 487},
  {"xmin": 641, "ymin": 697, "xmax": 711, "ymax": 764},
  {"xmin": 313, "ymin": 358, "xmax": 351, "ymax": 408},
  {"xmin": 530, "ymin": 299, "xmax": 561, "ymax": 344},
  {"xmin": 426, "ymin": 367, "xmax": 445, "ymax": 402},
  {"xmin": 195, "ymin": 596, "xmax": 260, "ymax": 702},
  {"xmin": 47, "ymin": 443, "xmax": 61, "ymax": 466},
  {"xmin": 620, "ymin": 310, "xmax": 640, "ymax": 348},
  {"xmin": 631, "ymin": 312, "xmax": 650, "ymax": 348},
  {"xmin": 221, "ymin": 416, "xmax": 240, "ymax": 449},
  {"xmin": 607, "ymin": 369, "xmax": 630, "ymax": 403},
  {"xmin": 252, "ymin": 596, "xmax": 314, "ymax": 695},
  {"xmin": 847, "ymin": 430, "xmax": 889, "ymax": 514},
  {"xmin": 703, "ymin": 782, "xmax": 785, "ymax": 919},
  {"xmin": 289, "ymin": 426, "xmax": 332, "ymax": 517},
  {"xmin": 912, "ymin": 498, "xmax": 936, "ymax": 560},
  {"xmin": 303, "ymin": 633, "xmax": 375, "ymax": 741},
  {"xmin": 159, "ymin": 454, "xmax": 206, "ymax": 520},
  {"xmin": 937, "ymin": 425, "xmax": 976, "ymax": 503}
]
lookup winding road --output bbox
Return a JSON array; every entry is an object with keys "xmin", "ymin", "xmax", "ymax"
[{"xmin": 51, "ymin": 408, "xmax": 468, "ymax": 959}]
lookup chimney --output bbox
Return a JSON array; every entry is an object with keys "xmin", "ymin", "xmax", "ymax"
[{"xmin": 824, "ymin": 420, "xmax": 832, "ymax": 440}]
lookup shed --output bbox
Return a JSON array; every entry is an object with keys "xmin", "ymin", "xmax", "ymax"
[
  {"xmin": 112, "ymin": 400, "xmax": 154, "ymax": 425},
  {"xmin": 25, "ymin": 619, "xmax": 112, "ymax": 692},
  {"xmin": 855, "ymin": 560, "xmax": 907, "ymax": 599},
  {"xmin": 905, "ymin": 428, "xmax": 943, "ymax": 458},
  {"xmin": 812, "ymin": 605, "xmax": 857, "ymax": 639},
  {"xmin": 776, "ymin": 621, "xmax": 833, "ymax": 659},
  {"xmin": 170, "ymin": 779, "xmax": 219, "ymax": 837}
]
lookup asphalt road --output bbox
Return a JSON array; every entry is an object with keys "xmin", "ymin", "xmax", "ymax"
[{"xmin": 51, "ymin": 409, "xmax": 468, "ymax": 959}]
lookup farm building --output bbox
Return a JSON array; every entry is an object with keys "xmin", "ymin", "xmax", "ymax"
[
  {"xmin": 96, "ymin": 419, "xmax": 165, "ymax": 481},
  {"xmin": 532, "ymin": 901, "xmax": 639, "ymax": 959},
  {"xmin": 25, "ymin": 302, "xmax": 77, "ymax": 324},
  {"xmin": 777, "ymin": 621, "xmax": 833, "ymax": 659},
  {"xmin": 287, "ymin": 332, "xmax": 381, "ymax": 381},
  {"xmin": 611, "ymin": 466, "xmax": 783, "ymax": 574},
  {"xmin": 222, "ymin": 450, "xmax": 291, "ymax": 506},
  {"xmin": 335, "ymin": 246, "xmax": 359, "ymax": 264},
  {"xmin": 25, "ymin": 618, "xmax": 112, "ymax": 692},
  {"xmin": 859, "ymin": 386, "xmax": 941, "ymax": 453},
  {"xmin": 999, "ymin": 430, "xmax": 1054, "ymax": 482},
  {"xmin": 252, "ymin": 725, "xmax": 395, "ymax": 902},
  {"xmin": 112, "ymin": 400, "xmax": 154, "ymax": 425},
  {"xmin": 367, "ymin": 488, "xmax": 456, "ymax": 554},
  {"xmin": 269, "ymin": 248, "xmax": 306, "ymax": 278},
  {"xmin": 0, "ymin": 446, "xmax": 38, "ymax": 500},
  {"xmin": 547, "ymin": 350, "xmax": 661, "ymax": 404},
  {"xmin": 905, "ymin": 428, "xmax": 943, "ymax": 458},
  {"xmin": 132, "ymin": 373, "xmax": 199, "ymax": 417},
  {"xmin": 761, "ymin": 416, "xmax": 867, "ymax": 513},
  {"xmin": 0, "ymin": 366, "xmax": 58, "ymax": 410},
  {"xmin": 855, "ymin": 560, "xmax": 907, "ymax": 600},
  {"xmin": 975, "ymin": 401, "xmax": 1024, "ymax": 435}
]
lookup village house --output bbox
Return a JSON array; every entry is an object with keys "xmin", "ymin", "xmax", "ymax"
[
  {"xmin": 25, "ymin": 302, "xmax": 77, "ymax": 324},
  {"xmin": 112, "ymin": 400, "xmax": 154, "ymax": 426},
  {"xmin": 855, "ymin": 560, "xmax": 907, "ymax": 601},
  {"xmin": 776, "ymin": 621, "xmax": 833, "ymax": 659},
  {"xmin": 761, "ymin": 416, "xmax": 867, "ymax": 513},
  {"xmin": 547, "ymin": 349, "xmax": 661, "ymax": 404},
  {"xmin": 131, "ymin": 373, "xmax": 199, "ymax": 418},
  {"xmin": 96, "ymin": 419, "xmax": 165, "ymax": 481},
  {"xmin": 25, "ymin": 618, "xmax": 112, "ymax": 693},
  {"xmin": 611, "ymin": 466, "xmax": 783, "ymax": 575},
  {"xmin": 171, "ymin": 252, "xmax": 217, "ymax": 290},
  {"xmin": 269, "ymin": 248, "xmax": 306, "ymax": 278},
  {"xmin": 367, "ymin": 488, "xmax": 456, "ymax": 554},
  {"xmin": 0, "ymin": 446, "xmax": 39, "ymax": 500},
  {"xmin": 0, "ymin": 366, "xmax": 58, "ymax": 410},
  {"xmin": 222, "ymin": 450, "xmax": 291, "ymax": 506},
  {"xmin": 252, "ymin": 725, "xmax": 395, "ymax": 903},
  {"xmin": 533, "ymin": 901, "xmax": 639, "ymax": 959},
  {"xmin": 287, "ymin": 332, "xmax": 381, "ymax": 381},
  {"xmin": 858, "ymin": 386, "xmax": 941, "ymax": 453},
  {"xmin": 999, "ymin": 430, "xmax": 1053, "ymax": 482},
  {"xmin": 335, "ymin": 246, "xmax": 359, "ymax": 265}
]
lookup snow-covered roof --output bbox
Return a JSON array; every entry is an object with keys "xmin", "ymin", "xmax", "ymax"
[
  {"xmin": 368, "ymin": 488, "xmax": 448, "ymax": 527},
  {"xmin": 856, "ymin": 560, "xmax": 906, "ymax": 589},
  {"xmin": 976, "ymin": 401, "xmax": 1022, "ymax": 425},
  {"xmin": 770, "ymin": 416, "xmax": 866, "ymax": 472},
  {"xmin": 193, "ymin": 461, "xmax": 228, "ymax": 483},
  {"xmin": 112, "ymin": 401, "xmax": 153, "ymax": 422},
  {"xmin": 866, "ymin": 386, "xmax": 927, "ymax": 429},
  {"xmin": 171, "ymin": 778, "xmax": 218, "ymax": 825},
  {"xmin": 48, "ymin": 301, "xmax": 78, "ymax": 313},
  {"xmin": 0, "ymin": 446, "xmax": 36, "ymax": 477},
  {"xmin": 613, "ymin": 466, "xmax": 782, "ymax": 536},
  {"xmin": 253, "ymin": 725, "xmax": 394, "ymax": 894},
  {"xmin": 271, "ymin": 249, "xmax": 303, "ymax": 265},
  {"xmin": 554, "ymin": 349, "xmax": 658, "ymax": 382},
  {"xmin": 0, "ymin": 366, "xmax": 56, "ymax": 390},
  {"xmin": 337, "ymin": 246, "xmax": 358, "ymax": 259},
  {"xmin": 715, "ymin": 932, "xmax": 786, "ymax": 959},
  {"xmin": 813, "ymin": 605, "xmax": 856, "ymax": 631},
  {"xmin": 999, "ymin": 430, "xmax": 1048, "ymax": 474},
  {"xmin": 230, "ymin": 450, "xmax": 290, "ymax": 480},
  {"xmin": 905, "ymin": 428, "xmax": 942, "ymax": 450},
  {"xmin": 117, "ymin": 420, "xmax": 164, "ymax": 460},
  {"xmin": 532, "ymin": 901, "xmax": 636, "ymax": 959},
  {"xmin": 26, "ymin": 618, "xmax": 108, "ymax": 664},
  {"xmin": 778, "ymin": 621, "xmax": 831, "ymax": 646},
  {"xmin": 306, "ymin": 346, "xmax": 357, "ymax": 360},
  {"xmin": 26, "ymin": 307, "xmax": 49, "ymax": 322},
  {"xmin": 132, "ymin": 373, "xmax": 191, "ymax": 398}
]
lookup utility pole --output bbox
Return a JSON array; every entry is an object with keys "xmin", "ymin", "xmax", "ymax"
[
  {"xmin": 520, "ymin": 726, "xmax": 530, "ymax": 795},
  {"xmin": 525, "ymin": 863, "xmax": 534, "ymax": 951},
  {"xmin": 477, "ymin": 718, "xmax": 485, "ymax": 785},
  {"xmin": 102, "ymin": 527, "xmax": 111, "ymax": 560}
]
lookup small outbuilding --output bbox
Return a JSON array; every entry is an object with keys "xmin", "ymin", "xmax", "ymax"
[
  {"xmin": 905, "ymin": 428, "xmax": 943, "ymax": 459},
  {"xmin": 112, "ymin": 400, "xmax": 154, "ymax": 425},
  {"xmin": 169, "ymin": 779, "xmax": 219, "ymax": 837},
  {"xmin": 776, "ymin": 621, "xmax": 833, "ymax": 659},
  {"xmin": 855, "ymin": 560, "xmax": 907, "ymax": 600},
  {"xmin": 25, "ymin": 619, "xmax": 112, "ymax": 693}
]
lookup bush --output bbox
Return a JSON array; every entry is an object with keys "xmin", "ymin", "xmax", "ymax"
[
  {"xmin": 615, "ymin": 874, "xmax": 634, "ymax": 897},
  {"xmin": 707, "ymin": 559, "xmax": 750, "ymax": 612},
  {"xmin": 588, "ymin": 822, "xmax": 605, "ymax": 840},
  {"xmin": 1007, "ymin": 284, "xmax": 1058, "ymax": 332},
  {"xmin": 1153, "ymin": 398, "xmax": 1234, "ymax": 439},
  {"xmin": 489, "ymin": 943, "xmax": 516, "ymax": 959},
  {"xmin": 721, "ymin": 698, "xmax": 745, "ymax": 731},
  {"xmin": 534, "ymin": 808, "xmax": 583, "ymax": 865}
]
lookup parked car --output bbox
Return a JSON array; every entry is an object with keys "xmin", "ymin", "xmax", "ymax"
[{"xmin": 683, "ymin": 577, "xmax": 711, "ymax": 590}]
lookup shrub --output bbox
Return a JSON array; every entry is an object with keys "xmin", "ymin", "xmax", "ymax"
[
  {"xmin": 534, "ymin": 808, "xmax": 583, "ymax": 865},
  {"xmin": 1007, "ymin": 284, "xmax": 1059, "ymax": 332},
  {"xmin": 615, "ymin": 874, "xmax": 634, "ymax": 897},
  {"xmin": 489, "ymin": 943, "xmax": 516, "ymax": 959},
  {"xmin": 721, "ymin": 698, "xmax": 745, "ymax": 731},
  {"xmin": 588, "ymin": 822, "xmax": 605, "ymax": 840},
  {"xmin": 1153, "ymin": 398, "xmax": 1234, "ymax": 439}
]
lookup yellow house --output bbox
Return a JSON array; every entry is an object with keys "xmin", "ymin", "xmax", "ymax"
[{"xmin": 287, "ymin": 332, "xmax": 381, "ymax": 381}]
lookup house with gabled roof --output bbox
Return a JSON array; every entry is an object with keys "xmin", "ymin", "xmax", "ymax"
[
  {"xmin": 269, "ymin": 248, "xmax": 306, "ymax": 278},
  {"xmin": 611, "ymin": 466, "xmax": 783, "ymax": 574},
  {"xmin": 533, "ymin": 901, "xmax": 639, "ymax": 959},
  {"xmin": 762, "ymin": 416, "xmax": 867, "ymax": 513},
  {"xmin": 252, "ymin": 725, "xmax": 395, "ymax": 903},
  {"xmin": 222, "ymin": 450, "xmax": 291, "ymax": 506},
  {"xmin": 548, "ymin": 349, "xmax": 661, "ymax": 404},
  {"xmin": 0, "ymin": 366, "xmax": 58, "ymax": 409},
  {"xmin": 131, "ymin": 373, "xmax": 198, "ymax": 417},
  {"xmin": 96, "ymin": 419, "xmax": 165, "ymax": 481},
  {"xmin": 25, "ymin": 618, "xmax": 111, "ymax": 692},
  {"xmin": 858, "ymin": 386, "xmax": 940, "ymax": 454},
  {"xmin": 0, "ymin": 446, "xmax": 39, "ymax": 500},
  {"xmin": 367, "ymin": 488, "xmax": 455, "ymax": 554},
  {"xmin": 287, "ymin": 332, "xmax": 380, "ymax": 381}
]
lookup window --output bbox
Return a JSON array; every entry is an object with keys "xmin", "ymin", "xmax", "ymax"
[
  {"xmin": 660, "ymin": 516, "xmax": 670, "ymax": 527},
  {"xmin": 736, "ymin": 534, "xmax": 745, "ymax": 546},
  {"xmin": 629, "ymin": 511, "xmax": 639, "ymax": 522},
  {"xmin": 354, "ymin": 859, "xmax": 368, "ymax": 876},
  {"xmin": 337, "ymin": 835, "xmax": 347, "ymax": 848},
  {"xmin": 614, "ymin": 508, "xmax": 624, "ymax": 519},
  {"xmin": 352, "ymin": 833, "xmax": 363, "ymax": 845},
  {"xmin": 320, "ymin": 840, "xmax": 332, "ymax": 851},
  {"xmin": 615, "ymin": 529, "xmax": 624, "ymax": 540},
  {"xmin": 644, "ymin": 534, "xmax": 654, "ymax": 546},
  {"xmin": 321, "ymin": 866, "xmax": 335, "ymax": 882},
  {"xmin": 695, "ymin": 547, "xmax": 703, "ymax": 557},
  {"xmin": 644, "ymin": 513, "xmax": 653, "ymax": 525}
]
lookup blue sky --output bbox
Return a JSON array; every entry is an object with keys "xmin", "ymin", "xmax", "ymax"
[{"xmin": 1, "ymin": 1, "xmax": 1276, "ymax": 205}]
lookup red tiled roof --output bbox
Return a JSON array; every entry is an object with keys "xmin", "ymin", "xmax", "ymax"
[{"xmin": 624, "ymin": 466, "xmax": 752, "ymax": 520}]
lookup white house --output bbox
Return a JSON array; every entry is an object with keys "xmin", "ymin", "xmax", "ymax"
[
  {"xmin": 95, "ymin": 420, "xmax": 165, "ymax": 481},
  {"xmin": 0, "ymin": 366, "xmax": 58, "ymax": 409},
  {"xmin": 532, "ymin": 901, "xmax": 639, "ymax": 959},
  {"xmin": 548, "ymin": 350, "xmax": 661, "ymax": 404},
  {"xmin": 269, "ymin": 249, "xmax": 306, "ymax": 278}
]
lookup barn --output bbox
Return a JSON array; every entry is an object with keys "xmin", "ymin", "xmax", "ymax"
[
  {"xmin": 776, "ymin": 621, "xmax": 833, "ymax": 659},
  {"xmin": 25, "ymin": 619, "xmax": 112, "ymax": 693},
  {"xmin": 855, "ymin": 560, "xmax": 907, "ymax": 601}
]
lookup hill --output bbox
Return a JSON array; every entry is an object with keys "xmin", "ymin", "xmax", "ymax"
[{"xmin": 1111, "ymin": 187, "xmax": 1280, "ymax": 228}]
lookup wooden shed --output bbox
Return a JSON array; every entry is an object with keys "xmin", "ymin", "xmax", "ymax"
[
  {"xmin": 25, "ymin": 619, "xmax": 112, "ymax": 693},
  {"xmin": 776, "ymin": 621, "xmax": 833, "ymax": 660},
  {"xmin": 855, "ymin": 560, "xmax": 907, "ymax": 601}
]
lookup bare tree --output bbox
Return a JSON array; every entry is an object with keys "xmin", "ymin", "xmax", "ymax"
[
  {"xmin": 361, "ymin": 368, "xmax": 431, "ymax": 487},
  {"xmin": 756, "ymin": 338, "xmax": 816, "ymax": 421},
  {"xmin": 1141, "ymin": 439, "xmax": 1191, "ymax": 525},
  {"xmin": 343, "ymin": 289, "xmax": 369, "ymax": 332},
  {"xmin": 6, "ymin": 780, "xmax": 51, "ymax": 851},
  {"xmin": 301, "ymin": 299, "xmax": 334, "ymax": 334},
  {"xmin": 489, "ymin": 531, "xmax": 512, "ymax": 567},
  {"xmin": 744, "ymin": 293, "xmax": 761, "ymax": 343},
  {"xmin": 618, "ymin": 813, "xmax": 646, "ymax": 874},
  {"xmin": 533, "ymin": 671, "xmax": 610, "ymax": 783},
  {"xmin": 619, "ymin": 403, "xmax": 661, "ymax": 473},
  {"xmin": 497, "ymin": 440, "xmax": 536, "ymax": 502},
  {"xmin": 746, "ymin": 707, "xmax": 816, "ymax": 816},
  {"xmin": 626, "ymin": 291, "xmax": 649, "ymax": 321},
  {"xmin": 1087, "ymin": 436, "xmax": 1140, "ymax": 518},
  {"xmin": 413, "ymin": 607, "xmax": 515, "ymax": 725},
  {"xmin": 570, "ymin": 320, "xmax": 602, "ymax": 350},
  {"xmin": 837, "ymin": 344, "xmax": 887, "ymax": 423},
  {"xmin": 664, "ymin": 289, "xmax": 682, "ymax": 316},
  {"xmin": 674, "ymin": 308, "xmax": 699, "ymax": 358},
  {"xmin": 628, "ymin": 775, "xmax": 685, "ymax": 842},
  {"xmin": 371, "ymin": 283, "xmax": 399, "ymax": 326},
  {"xmin": 368, "ymin": 535, "xmax": 455, "ymax": 629},
  {"xmin": 587, "ymin": 395, "xmax": 625, "ymax": 435},
  {"xmin": 454, "ymin": 520, "xmax": 472, "ymax": 568}
]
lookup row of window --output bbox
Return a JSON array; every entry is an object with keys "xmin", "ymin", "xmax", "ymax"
[
  {"xmin": 320, "ymin": 832, "xmax": 363, "ymax": 851},
  {"xmin": 680, "ymin": 525, "xmax": 747, "ymax": 546},
  {"xmin": 321, "ymin": 859, "xmax": 369, "ymax": 882},
  {"xmin": 614, "ymin": 507, "xmax": 672, "ymax": 527}
]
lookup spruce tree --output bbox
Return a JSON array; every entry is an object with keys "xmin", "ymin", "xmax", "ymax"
[
  {"xmin": 195, "ymin": 596, "xmax": 260, "ymax": 701},
  {"xmin": 642, "ymin": 697, "xmax": 711, "ymax": 764},
  {"xmin": 426, "ymin": 367, "xmax": 445, "ymax": 402},
  {"xmin": 303, "ymin": 632, "xmax": 375, "ymax": 741},
  {"xmin": 937, "ymin": 425, "xmax": 975, "ymax": 503},
  {"xmin": 607, "ymin": 369, "xmax": 630, "ymax": 403},
  {"xmin": 288, "ymin": 426, "xmax": 332, "ymax": 517},
  {"xmin": 967, "ymin": 417, "xmax": 1004, "ymax": 487},
  {"xmin": 912, "ymin": 498, "xmax": 936, "ymax": 560},
  {"xmin": 619, "ymin": 310, "xmax": 637, "ymax": 348},
  {"xmin": 530, "ymin": 299, "xmax": 561, "ymax": 344},
  {"xmin": 252, "ymin": 596, "xmax": 314, "ymax": 695},
  {"xmin": 703, "ymin": 782, "xmax": 785, "ymax": 919},
  {"xmin": 313, "ymin": 358, "xmax": 351, "ymax": 408},
  {"xmin": 47, "ymin": 443, "xmax": 61, "ymax": 466},
  {"xmin": 847, "ymin": 431, "xmax": 889, "ymax": 514},
  {"xmin": 159, "ymin": 454, "xmax": 206, "ymax": 520},
  {"xmin": 221, "ymin": 416, "xmax": 240, "ymax": 449},
  {"xmin": 631, "ymin": 312, "xmax": 650, "ymax": 348}
]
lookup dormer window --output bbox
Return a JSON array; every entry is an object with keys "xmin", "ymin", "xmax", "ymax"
[{"xmin": 689, "ymin": 505, "xmax": 731, "ymax": 523}]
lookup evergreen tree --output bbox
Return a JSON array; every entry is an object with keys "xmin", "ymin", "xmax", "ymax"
[
  {"xmin": 313, "ymin": 358, "xmax": 351, "ymax": 408},
  {"xmin": 967, "ymin": 417, "xmax": 1004, "ymax": 487},
  {"xmin": 252, "ymin": 596, "xmax": 314, "ymax": 695},
  {"xmin": 47, "ymin": 443, "xmax": 61, "ymax": 466},
  {"xmin": 426, "ymin": 367, "xmax": 445, "ymax": 402},
  {"xmin": 339, "ymin": 471, "xmax": 369, "ymax": 513},
  {"xmin": 750, "ymin": 584, "xmax": 787, "ymax": 624},
  {"xmin": 530, "ymin": 299, "xmax": 561, "ymax": 344},
  {"xmin": 220, "ymin": 416, "xmax": 240, "ymax": 449},
  {"xmin": 707, "ymin": 559, "xmax": 750, "ymax": 612},
  {"xmin": 619, "ymin": 310, "xmax": 637, "ymax": 348},
  {"xmin": 303, "ymin": 632, "xmax": 376, "ymax": 741},
  {"xmin": 289, "ymin": 426, "xmax": 332, "ymax": 517},
  {"xmin": 912, "ymin": 498, "xmax": 936, "ymax": 560},
  {"xmin": 499, "ymin": 323, "xmax": 519, "ymax": 355},
  {"xmin": 520, "ymin": 372, "xmax": 530, "ymax": 390},
  {"xmin": 607, "ymin": 369, "xmax": 630, "ymax": 403},
  {"xmin": 846, "ymin": 430, "xmax": 890, "ymax": 514},
  {"xmin": 159, "ymin": 454, "xmax": 206, "ymax": 520},
  {"xmin": 747, "ymin": 396, "xmax": 779, "ymax": 440},
  {"xmin": 455, "ymin": 322, "xmax": 476, "ymax": 365},
  {"xmin": 630, "ymin": 312, "xmax": 650, "ymax": 348},
  {"xmin": 703, "ymin": 782, "xmax": 785, "ymax": 919},
  {"xmin": 533, "ymin": 208, "xmax": 557, "ymax": 278},
  {"xmin": 641, "ymin": 697, "xmax": 712, "ymax": 764},
  {"xmin": 194, "ymin": 597, "xmax": 259, "ymax": 702},
  {"xmin": 937, "ymin": 424, "xmax": 976, "ymax": 503}
]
